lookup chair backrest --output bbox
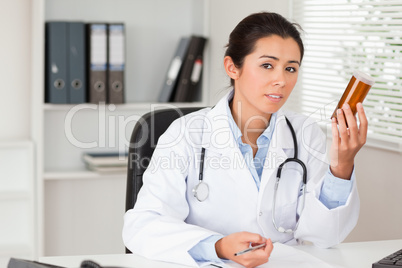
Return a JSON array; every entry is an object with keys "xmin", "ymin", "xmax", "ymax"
[{"xmin": 125, "ymin": 107, "xmax": 204, "ymax": 212}]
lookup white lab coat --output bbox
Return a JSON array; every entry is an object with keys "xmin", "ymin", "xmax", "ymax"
[{"xmin": 123, "ymin": 91, "xmax": 360, "ymax": 267}]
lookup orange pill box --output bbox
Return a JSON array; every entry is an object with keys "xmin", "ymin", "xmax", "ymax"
[{"xmin": 331, "ymin": 71, "xmax": 375, "ymax": 120}]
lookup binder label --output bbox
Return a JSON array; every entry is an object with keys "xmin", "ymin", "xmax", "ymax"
[
  {"xmin": 191, "ymin": 59, "xmax": 203, "ymax": 83},
  {"xmin": 90, "ymin": 24, "xmax": 107, "ymax": 71},
  {"xmin": 109, "ymin": 24, "xmax": 125, "ymax": 71},
  {"xmin": 167, "ymin": 56, "xmax": 182, "ymax": 82}
]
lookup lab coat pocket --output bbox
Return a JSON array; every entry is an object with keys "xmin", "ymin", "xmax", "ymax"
[{"xmin": 275, "ymin": 167, "xmax": 303, "ymax": 230}]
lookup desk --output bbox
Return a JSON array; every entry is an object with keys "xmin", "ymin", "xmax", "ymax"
[
  {"xmin": 39, "ymin": 239, "xmax": 402, "ymax": 268},
  {"xmin": 298, "ymin": 239, "xmax": 402, "ymax": 267}
]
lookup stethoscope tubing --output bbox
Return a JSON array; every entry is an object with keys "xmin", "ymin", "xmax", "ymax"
[
  {"xmin": 272, "ymin": 117, "xmax": 307, "ymax": 233},
  {"xmin": 193, "ymin": 116, "xmax": 308, "ymax": 234}
]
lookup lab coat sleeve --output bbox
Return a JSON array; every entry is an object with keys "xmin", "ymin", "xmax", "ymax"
[
  {"xmin": 319, "ymin": 167, "xmax": 354, "ymax": 209},
  {"xmin": 294, "ymin": 117, "xmax": 360, "ymax": 248},
  {"xmin": 122, "ymin": 123, "xmax": 222, "ymax": 267},
  {"xmin": 188, "ymin": 235, "xmax": 224, "ymax": 262}
]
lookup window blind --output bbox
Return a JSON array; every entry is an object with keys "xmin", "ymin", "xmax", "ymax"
[{"xmin": 290, "ymin": 0, "xmax": 402, "ymax": 150}]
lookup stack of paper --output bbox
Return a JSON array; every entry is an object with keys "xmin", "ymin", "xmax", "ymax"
[
  {"xmin": 222, "ymin": 243, "xmax": 335, "ymax": 268},
  {"xmin": 82, "ymin": 152, "xmax": 128, "ymax": 173}
]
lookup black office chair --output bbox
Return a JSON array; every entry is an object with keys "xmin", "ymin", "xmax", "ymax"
[{"xmin": 125, "ymin": 107, "xmax": 204, "ymax": 213}]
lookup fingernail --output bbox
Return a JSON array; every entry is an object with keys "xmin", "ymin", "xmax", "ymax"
[
  {"xmin": 342, "ymin": 103, "xmax": 350, "ymax": 109},
  {"xmin": 357, "ymin": 103, "xmax": 362, "ymax": 108},
  {"xmin": 337, "ymin": 109, "xmax": 342, "ymax": 114}
]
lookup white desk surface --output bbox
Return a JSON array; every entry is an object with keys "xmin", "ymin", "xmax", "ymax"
[
  {"xmin": 39, "ymin": 239, "xmax": 402, "ymax": 268},
  {"xmin": 297, "ymin": 239, "xmax": 402, "ymax": 267}
]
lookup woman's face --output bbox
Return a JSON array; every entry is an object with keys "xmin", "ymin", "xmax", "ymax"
[{"xmin": 231, "ymin": 35, "xmax": 301, "ymax": 117}]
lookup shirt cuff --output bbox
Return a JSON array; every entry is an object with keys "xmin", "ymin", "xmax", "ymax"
[
  {"xmin": 319, "ymin": 166, "xmax": 354, "ymax": 209},
  {"xmin": 188, "ymin": 235, "xmax": 224, "ymax": 263}
]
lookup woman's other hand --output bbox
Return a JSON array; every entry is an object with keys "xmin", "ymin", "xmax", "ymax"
[
  {"xmin": 215, "ymin": 231, "xmax": 273, "ymax": 268},
  {"xmin": 330, "ymin": 103, "xmax": 368, "ymax": 179}
]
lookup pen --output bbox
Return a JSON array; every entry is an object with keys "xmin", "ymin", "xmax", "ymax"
[{"xmin": 234, "ymin": 243, "xmax": 266, "ymax": 256}]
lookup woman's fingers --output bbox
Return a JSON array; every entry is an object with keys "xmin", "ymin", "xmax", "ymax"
[
  {"xmin": 336, "ymin": 107, "xmax": 348, "ymax": 142},
  {"xmin": 331, "ymin": 117, "xmax": 339, "ymax": 144},
  {"xmin": 217, "ymin": 232, "xmax": 272, "ymax": 268},
  {"xmin": 264, "ymin": 238, "xmax": 274, "ymax": 255},
  {"xmin": 342, "ymin": 104, "xmax": 358, "ymax": 142},
  {"xmin": 335, "ymin": 103, "xmax": 364, "ymax": 146},
  {"xmin": 331, "ymin": 117, "xmax": 340, "ymax": 167},
  {"xmin": 356, "ymin": 103, "xmax": 368, "ymax": 144},
  {"xmin": 246, "ymin": 233, "xmax": 266, "ymax": 246}
]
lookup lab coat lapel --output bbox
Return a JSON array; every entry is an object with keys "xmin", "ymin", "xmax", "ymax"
[
  {"xmin": 201, "ymin": 93, "xmax": 235, "ymax": 156},
  {"xmin": 201, "ymin": 92, "xmax": 258, "ymax": 191},
  {"xmin": 260, "ymin": 111, "xmax": 295, "ymax": 191}
]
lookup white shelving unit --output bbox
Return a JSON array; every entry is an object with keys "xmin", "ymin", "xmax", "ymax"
[
  {"xmin": 0, "ymin": 141, "xmax": 35, "ymax": 267},
  {"xmin": 31, "ymin": 0, "xmax": 210, "ymax": 257},
  {"xmin": 40, "ymin": 0, "xmax": 210, "ymax": 178}
]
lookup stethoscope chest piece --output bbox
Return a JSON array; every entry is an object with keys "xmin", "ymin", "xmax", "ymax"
[
  {"xmin": 193, "ymin": 181, "xmax": 209, "ymax": 202},
  {"xmin": 193, "ymin": 147, "xmax": 209, "ymax": 202}
]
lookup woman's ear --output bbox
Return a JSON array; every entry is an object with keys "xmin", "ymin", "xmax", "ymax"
[{"xmin": 224, "ymin": 56, "xmax": 240, "ymax": 80}]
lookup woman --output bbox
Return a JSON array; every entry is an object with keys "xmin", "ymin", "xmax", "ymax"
[{"xmin": 123, "ymin": 12, "xmax": 367, "ymax": 268}]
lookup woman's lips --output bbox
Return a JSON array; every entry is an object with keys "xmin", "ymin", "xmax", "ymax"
[{"xmin": 265, "ymin": 94, "xmax": 283, "ymax": 102}]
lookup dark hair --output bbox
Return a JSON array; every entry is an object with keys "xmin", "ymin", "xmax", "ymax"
[{"xmin": 225, "ymin": 12, "xmax": 304, "ymax": 86}]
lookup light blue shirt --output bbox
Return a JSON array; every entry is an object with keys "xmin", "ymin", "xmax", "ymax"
[
  {"xmin": 229, "ymin": 108, "xmax": 277, "ymax": 190},
  {"xmin": 188, "ymin": 100, "xmax": 354, "ymax": 263}
]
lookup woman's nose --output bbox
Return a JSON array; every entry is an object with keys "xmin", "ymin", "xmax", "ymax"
[{"xmin": 272, "ymin": 70, "xmax": 286, "ymax": 87}]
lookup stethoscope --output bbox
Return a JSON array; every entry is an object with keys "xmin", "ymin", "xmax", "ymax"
[
  {"xmin": 192, "ymin": 147, "xmax": 209, "ymax": 202},
  {"xmin": 192, "ymin": 116, "xmax": 307, "ymax": 234},
  {"xmin": 272, "ymin": 117, "xmax": 307, "ymax": 233}
]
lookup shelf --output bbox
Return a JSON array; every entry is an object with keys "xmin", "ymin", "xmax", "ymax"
[
  {"xmin": 0, "ymin": 244, "xmax": 32, "ymax": 256},
  {"xmin": 44, "ymin": 170, "xmax": 126, "ymax": 181},
  {"xmin": 34, "ymin": 0, "xmax": 210, "ymax": 257},
  {"xmin": 44, "ymin": 0, "xmax": 209, "ymax": 104},
  {"xmin": 0, "ymin": 191, "xmax": 31, "ymax": 200},
  {"xmin": 43, "ymin": 102, "xmax": 207, "ymax": 111}
]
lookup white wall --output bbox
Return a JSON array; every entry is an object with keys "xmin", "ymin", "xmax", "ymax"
[
  {"xmin": 0, "ymin": 0, "xmax": 32, "ymax": 140},
  {"xmin": 207, "ymin": 0, "xmax": 290, "ymax": 104},
  {"xmin": 346, "ymin": 146, "xmax": 402, "ymax": 242},
  {"xmin": 0, "ymin": 1, "xmax": 35, "ymax": 264},
  {"xmin": 44, "ymin": 176, "xmax": 126, "ymax": 256}
]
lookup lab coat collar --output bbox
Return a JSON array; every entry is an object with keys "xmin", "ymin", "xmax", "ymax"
[
  {"xmin": 271, "ymin": 111, "xmax": 296, "ymax": 151},
  {"xmin": 201, "ymin": 90, "xmax": 237, "ymax": 155},
  {"xmin": 201, "ymin": 90, "xmax": 296, "ymax": 156}
]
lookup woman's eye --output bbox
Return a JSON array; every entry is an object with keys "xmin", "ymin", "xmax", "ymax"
[
  {"xmin": 286, "ymin": 67, "xmax": 297, "ymax": 73},
  {"xmin": 262, "ymin": 63, "xmax": 273, "ymax": 69}
]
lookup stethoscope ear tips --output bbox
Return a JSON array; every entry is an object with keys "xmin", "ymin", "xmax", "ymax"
[{"xmin": 278, "ymin": 227, "xmax": 294, "ymax": 233}]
